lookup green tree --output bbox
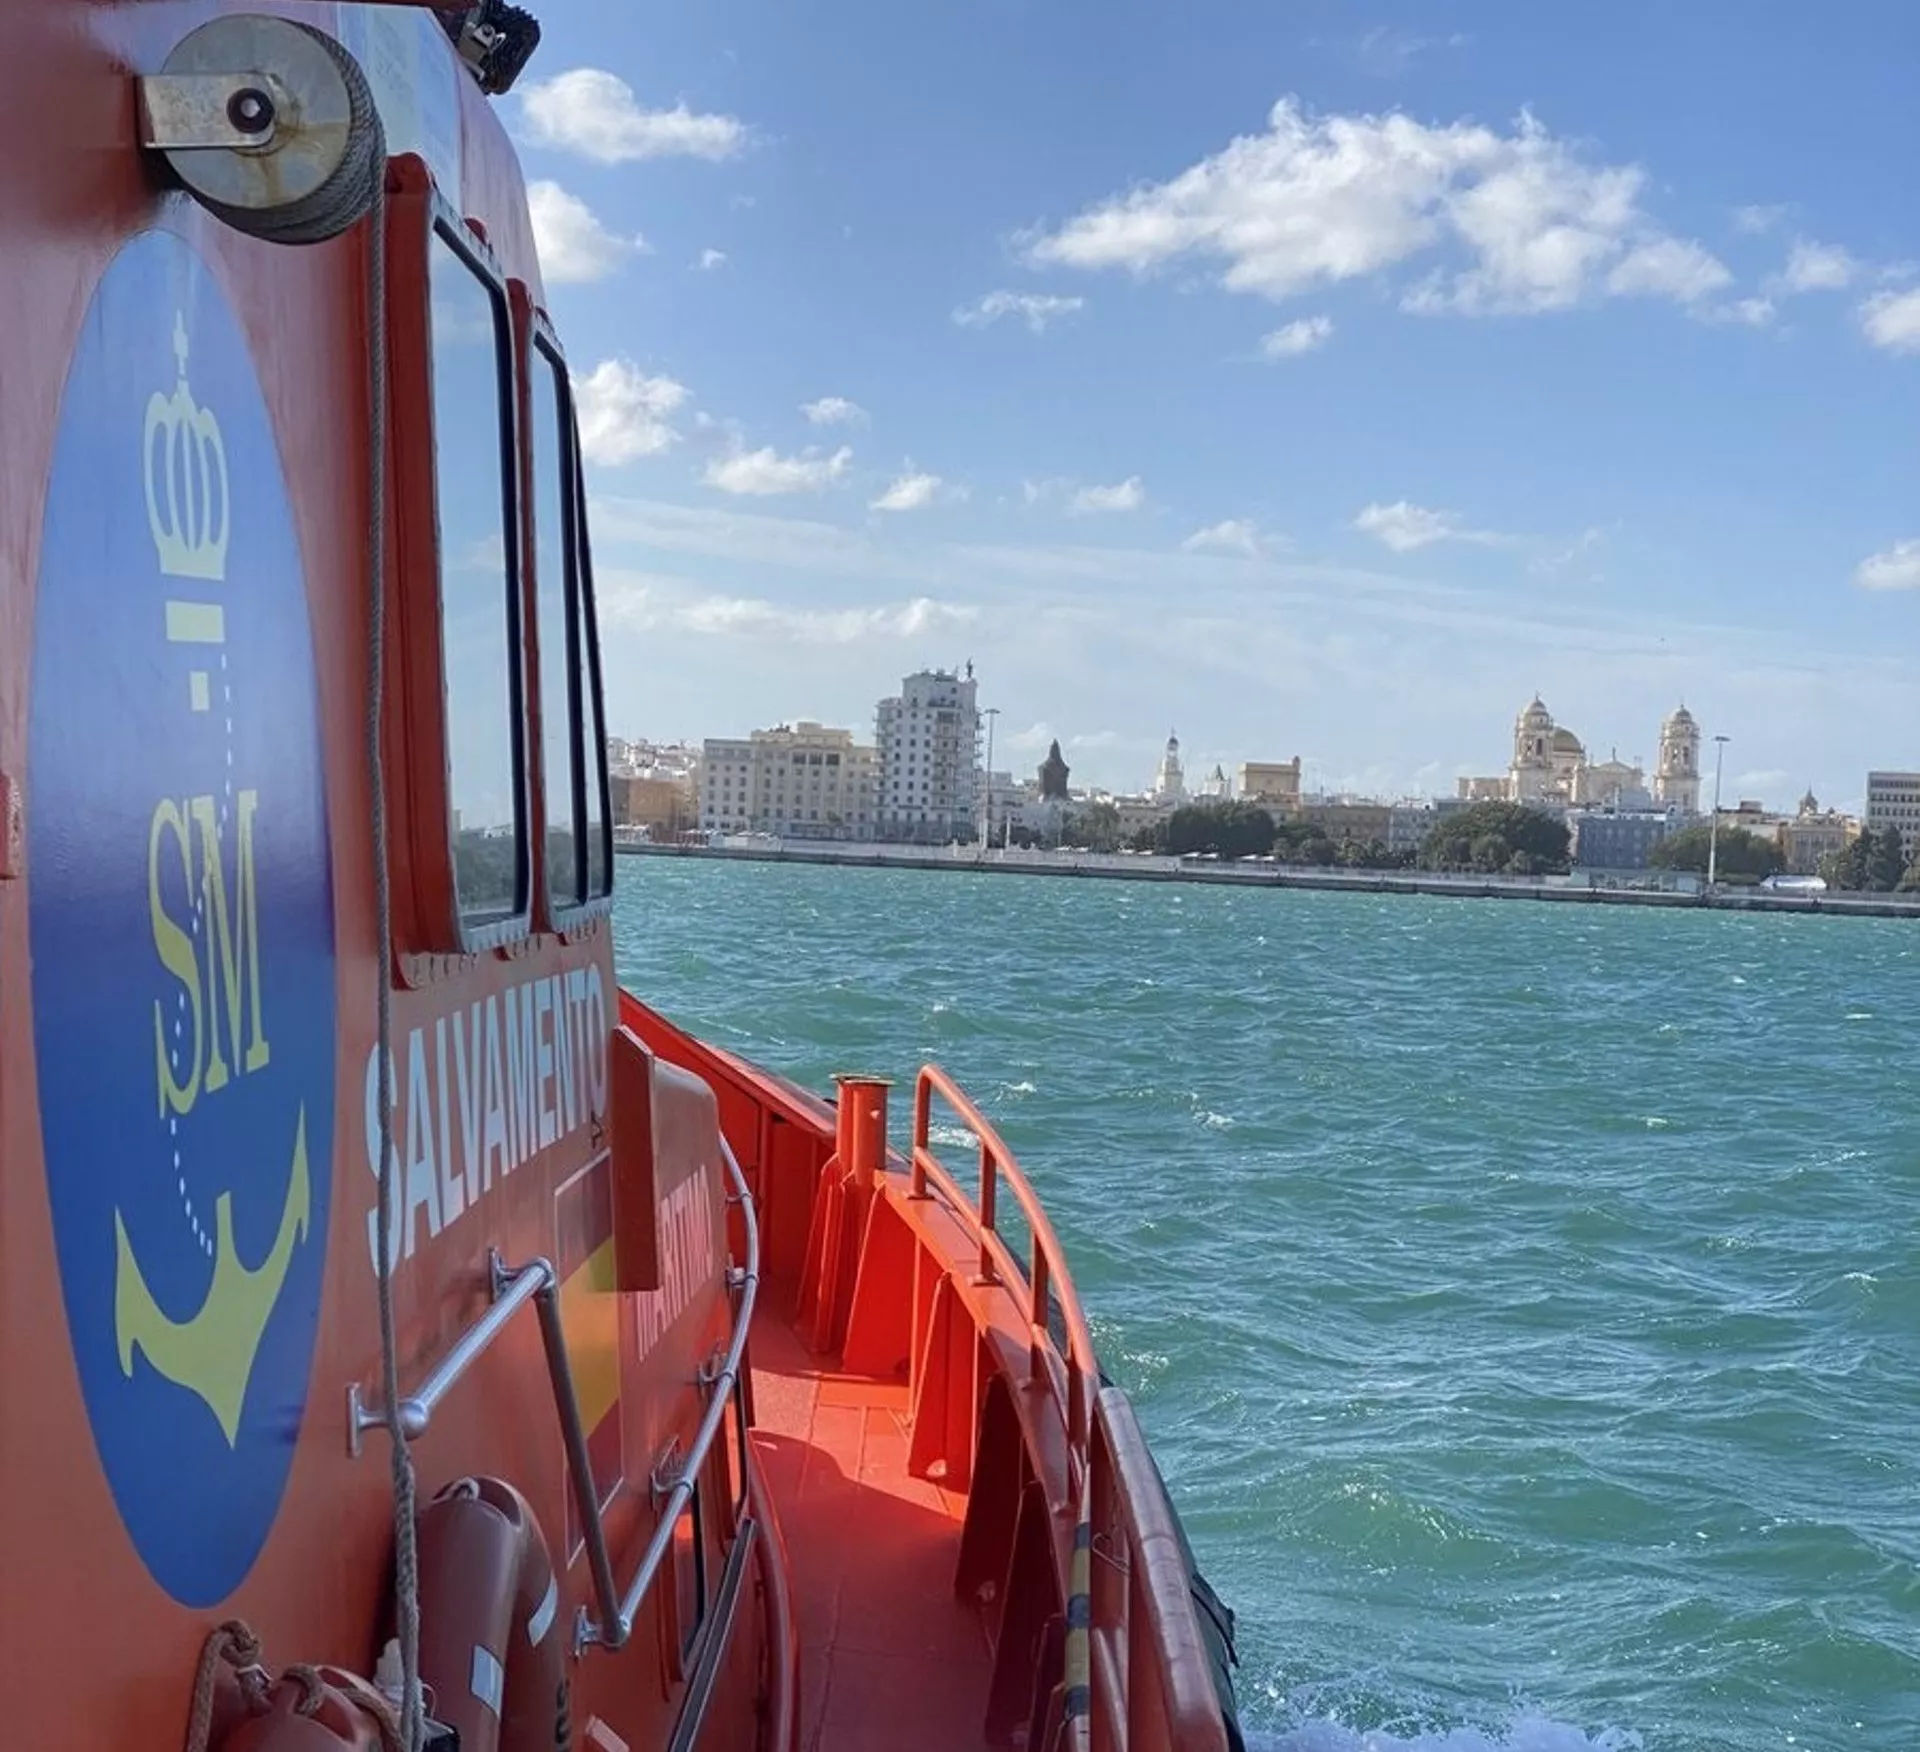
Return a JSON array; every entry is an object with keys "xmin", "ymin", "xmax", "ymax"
[
  {"xmin": 1421, "ymin": 802, "xmax": 1571, "ymax": 875},
  {"xmin": 1820, "ymin": 834, "xmax": 1869, "ymax": 890},
  {"xmin": 1823, "ymin": 827, "xmax": 1909, "ymax": 892},
  {"xmin": 1898, "ymin": 852, "xmax": 1920, "ymax": 893},
  {"xmin": 1268, "ymin": 818, "xmax": 1327, "ymax": 864},
  {"xmin": 1650, "ymin": 823, "xmax": 1782, "ymax": 879},
  {"xmin": 1063, "ymin": 800, "xmax": 1122, "ymax": 853},
  {"xmin": 1165, "ymin": 801, "xmax": 1276, "ymax": 859},
  {"xmin": 1868, "ymin": 826, "xmax": 1908, "ymax": 891},
  {"xmin": 1129, "ymin": 820, "xmax": 1166, "ymax": 853}
]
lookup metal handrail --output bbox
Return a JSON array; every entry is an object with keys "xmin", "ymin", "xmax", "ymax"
[
  {"xmin": 348, "ymin": 1135, "xmax": 760, "ymax": 1664},
  {"xmin": 348, "ymin": 1240, "xmax": 627, "ymax": 1649},
  {"xmin": 909, "ymin": 1065, "xmax": 1098, "ymax": 1482},
  {"xmin": 348, "ymin": 1253, "xmax": 554, "ymax": 1450},
  {"xmin": 576, "ymin": 1132, "xmax": 760, "ymax": 1653}
]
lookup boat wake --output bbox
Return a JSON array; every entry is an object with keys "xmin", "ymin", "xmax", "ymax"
[{"xmin": 1247, "ymin": 1715, "xmax": 1639, "ymax": 1751}]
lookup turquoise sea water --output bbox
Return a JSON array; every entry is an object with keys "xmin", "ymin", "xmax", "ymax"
[{"xmin": 613, "ymin": 859, "xmax": 1919, "ymax": 1751}]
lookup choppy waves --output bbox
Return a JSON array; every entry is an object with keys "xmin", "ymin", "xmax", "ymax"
[{"xmin": 617, "ymin": 867, "xmax": 1920, "ymax": 1751}]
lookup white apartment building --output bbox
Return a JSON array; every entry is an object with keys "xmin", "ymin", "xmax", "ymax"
[
  {"xmin": 698, "ymin": 723, "xmax": 877, "ymax": 839},
  {"xmin": 1865, "ymin": 770, "xmax": 1920, "ymax": 849},
  {"xmin": 876, "ymin": 667, "xmax": 981, "ymax": 843}
]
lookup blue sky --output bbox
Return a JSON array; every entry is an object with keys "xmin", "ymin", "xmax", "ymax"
[{"xmin": 510, "ymin": 1, "xmax": 1918, "ymax": 809}]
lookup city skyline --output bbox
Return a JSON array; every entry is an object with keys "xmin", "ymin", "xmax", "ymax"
[
  {"xmin": 615, "ymin": 688, "xmax": 1885, "ymax": 821},
  {"xmin": 528, "ymin": 3, "xmax": 1917, "ymax": 815}
]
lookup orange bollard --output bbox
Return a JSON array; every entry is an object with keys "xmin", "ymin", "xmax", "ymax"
[
  {"xmin": 834, "ymin": 1075, "xmax": 890, "ymax": 1192},
  {"xmin": 801, "ymin": 1076, "xmax": 892, "ymax": 1354}
]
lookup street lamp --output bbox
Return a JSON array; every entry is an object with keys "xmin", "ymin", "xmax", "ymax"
[
  {"xmin": 1707, "ymin": 733, "xmax": 1730, "ymax": 887},
  {"xmin": 981, "ymin": 706, "xmax": 999, "ymax": 848}
]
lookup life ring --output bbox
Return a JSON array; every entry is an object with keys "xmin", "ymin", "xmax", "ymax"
[{"xmin": 414, "ymin": 1476, "xmax": 570, "ymax": 1752}]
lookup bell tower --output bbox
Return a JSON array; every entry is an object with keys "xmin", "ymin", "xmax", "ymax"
[
  {"xmin": 1655, "ymin": 705, "xmax": 1702, "ymax": 814},
  {"xmin": 1509, "ymin": 696, "xmax": 1554, "ymax": 802}
]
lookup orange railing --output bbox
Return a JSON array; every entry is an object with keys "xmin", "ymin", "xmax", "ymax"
[
  {"xmin": 910, "ymin": 1066, "xmax": 1231, "ymax": 1752},
  {"xmin": 910, "ymin": 1065, "xmax": 1099, "ymax": 1486},
  {"xmin": 1087, "ymin": 1390, "xmax": 1233, "ymax": 1752}
]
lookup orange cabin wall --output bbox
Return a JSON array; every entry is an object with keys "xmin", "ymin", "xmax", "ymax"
[{"xmin": 0, "ymin": 6, "xmax": 761, "ymax": 1747}]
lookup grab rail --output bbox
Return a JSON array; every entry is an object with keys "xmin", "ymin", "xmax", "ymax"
[
  {"xmin": 348, "ymin": 1253, "xmax": 554, "ymax": 1449},
  {"xmin": 576, "ymin": 1132, "xmax": 760, "ymax": 1653},
  {"xmin": 347, "ymin": 1244, "xmax": 626, "ymax": 1652},
  {"xmin": 910, "ymin": 1065, "xmax": 1098, "ymax": 1486},
  {"xmin": 349, "ymin": 1135, "xmax": 760, "ymax": 1664}
]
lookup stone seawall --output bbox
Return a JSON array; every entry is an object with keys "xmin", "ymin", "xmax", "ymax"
[{"xmin": 612, "ymin": 840, "xmax": 1919, "ymax": 919}]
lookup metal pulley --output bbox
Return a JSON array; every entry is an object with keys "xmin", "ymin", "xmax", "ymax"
[{"xmin": 137, "ymin": 14, "xmax": 384, "ymax": 246}]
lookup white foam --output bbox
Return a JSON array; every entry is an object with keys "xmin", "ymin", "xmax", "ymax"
[
  {"xmin": 926, "ymin": 1122, "xmax": 979, "ymax": 1151},
  {"xmin": 1248, "ymin": 1715, "xmax": 1639, "ymax": 1752}
]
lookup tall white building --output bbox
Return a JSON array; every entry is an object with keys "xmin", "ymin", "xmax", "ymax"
[
  {"xmin": 875, "ymin": 666, "xmax": 981, "ymax": 843},
  {"xmin": 1654, "ymin": 705, "xmax": 1702, "ymax": 815},
  {"xmin": 1865, "ymin": 770, "xmax": 1920, "ymax": 850},
  {"xmin": 698, "ymin": 722, "xmax": 877, "ymax": 838},
  {"xmin": 1150, "ymin": 731, "xmax": 1187, "ymax": 804}
]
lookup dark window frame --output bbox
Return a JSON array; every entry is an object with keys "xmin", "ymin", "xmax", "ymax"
[
  {"xmin": 569, "ymin": 416, "xmax": 616, "ymax": 911},
  {"xmin": 526, "ymin": 315, "xmax": 589, "ymax": 922},
  {"xmin": 425, "ymin": 204, "xmax": 532, "ymax": 952},
  {"xmin": 516, "ymin": 304, "xmax": 614, "ymax": 934}
]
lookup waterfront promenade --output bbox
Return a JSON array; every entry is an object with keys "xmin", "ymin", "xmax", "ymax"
[{"xmin": 612, "ymin": 834, "xmax": 1920, "ymax": 918}]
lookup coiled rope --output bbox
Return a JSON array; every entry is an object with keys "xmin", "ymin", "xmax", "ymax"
[{"xmin": 182, "ymin": 1618, "xmax": 406, "ymax": 1752}]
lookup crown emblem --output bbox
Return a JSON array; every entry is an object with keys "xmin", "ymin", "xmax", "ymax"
[{"xmin": 145, "ymin": 313, "xmax": 229, "ymax": 582}]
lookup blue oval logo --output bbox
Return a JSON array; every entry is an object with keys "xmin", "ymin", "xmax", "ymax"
[{"xmin": 28, "ymin": 230, "xmax": 337, "ymax": 1606}]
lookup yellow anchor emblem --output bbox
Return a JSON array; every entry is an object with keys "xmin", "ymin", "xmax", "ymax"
[{"xmin": 113, "ymin": 1105, "xmax": 312, "ymax": 1445}]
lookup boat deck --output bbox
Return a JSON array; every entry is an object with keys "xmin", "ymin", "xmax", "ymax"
[{"xmin": 749, "ymin": 1313, "xmax": 994, "ymax": 1752}]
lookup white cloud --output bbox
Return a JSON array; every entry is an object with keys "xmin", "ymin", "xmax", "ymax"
[
  {"xmin": 600, "ymin": 573, "xmax": 976, "ymax": 644},
  {"xmin": 801, "ymin": 396, "xmax": 868, "ymax": 427},
  {"xmin": 520, "ymin": 69, "xmax": 745, "ymax": 162},
  {"xmin": 696, "ymin": 248, "xmax": 729, "ymax": 271},
  {"xmin": 576, "ymin": 360, "xmax": 689, "ymax": 464},
  {"xmin": 1860, "ymin": 287, "xmax": 1920, "ymax": 353},
  {"xmin": 1733, "ymin": 203, "xmax": 1789, "ymax": 236},
  {"xmin": 1069, "ymin": 477, "xmax": 1145, "ymax": 515},
  {"xmin": 870, "ymin": 470, "xmax": 961, "ymax": 513},
  {"xmin": 1355, "ymin": 500, "xmax": 1513, "ymax": 553},
  {"xmin": 1717, "ymin": 296, "xmax": 1776, "ymax": 328},
  {"xmin": 1028, "ymin": 99, "xmax": 1729, "ymax": 317},
  {"xmin": 704, "ymin": 444, "xmax": 853, "ymax": 496},
  {"xmin": 954, "ymin": 290, "xmax": 1087, "ymax": 333},
  {"xmin": 1603, "ymin": 237, "xmax": 1731, "ymax": 302},
  {"xmin": 1261, "ymin": 315, "xmax": 1334, "ymax": 358},
  {"xmin": 1352, "ymin": 26, "xmax": 1466, "ymax": 77},
  {"xmin": 1183, "ymin": 519, "xmax": 1272, "ymax": 557},
  {"xmin": 453, "ymin": 532, "xmax": 506, "ymax": 574},
  {"xmin": 583, "ymin": 492, "xmax": 1919, "ymax": 808},
  {"xmin": 526, "ymin": 181, "xmax": 643, "ymax": 285},
  {"xmin": 1779, "ymin": 239, "xmax": 1857, "ymax": 293},
  {"xmin": 1856, "ymin": 539, "xmax": 1920, "ymax": 592}
]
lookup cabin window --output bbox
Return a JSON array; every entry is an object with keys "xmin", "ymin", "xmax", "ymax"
[
  {"xmin": 429, "ymin": 221, "xmax": 527, "ymax": 933},
  {"xmin": 575, "ymin": 457, "xmax": 613, "ymax": 900},
  {"xmin": 529, "ymin": 335, "xmax": 578, "ymax": 909},
  {"xmin": 527, "ymin": 329, "xmax": 613, "ymax": 917}
]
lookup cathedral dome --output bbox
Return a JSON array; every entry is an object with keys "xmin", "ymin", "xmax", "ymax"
[{"xmin": 1550, "ymin": 727, "xmax": 1584, "ymax": 754}]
